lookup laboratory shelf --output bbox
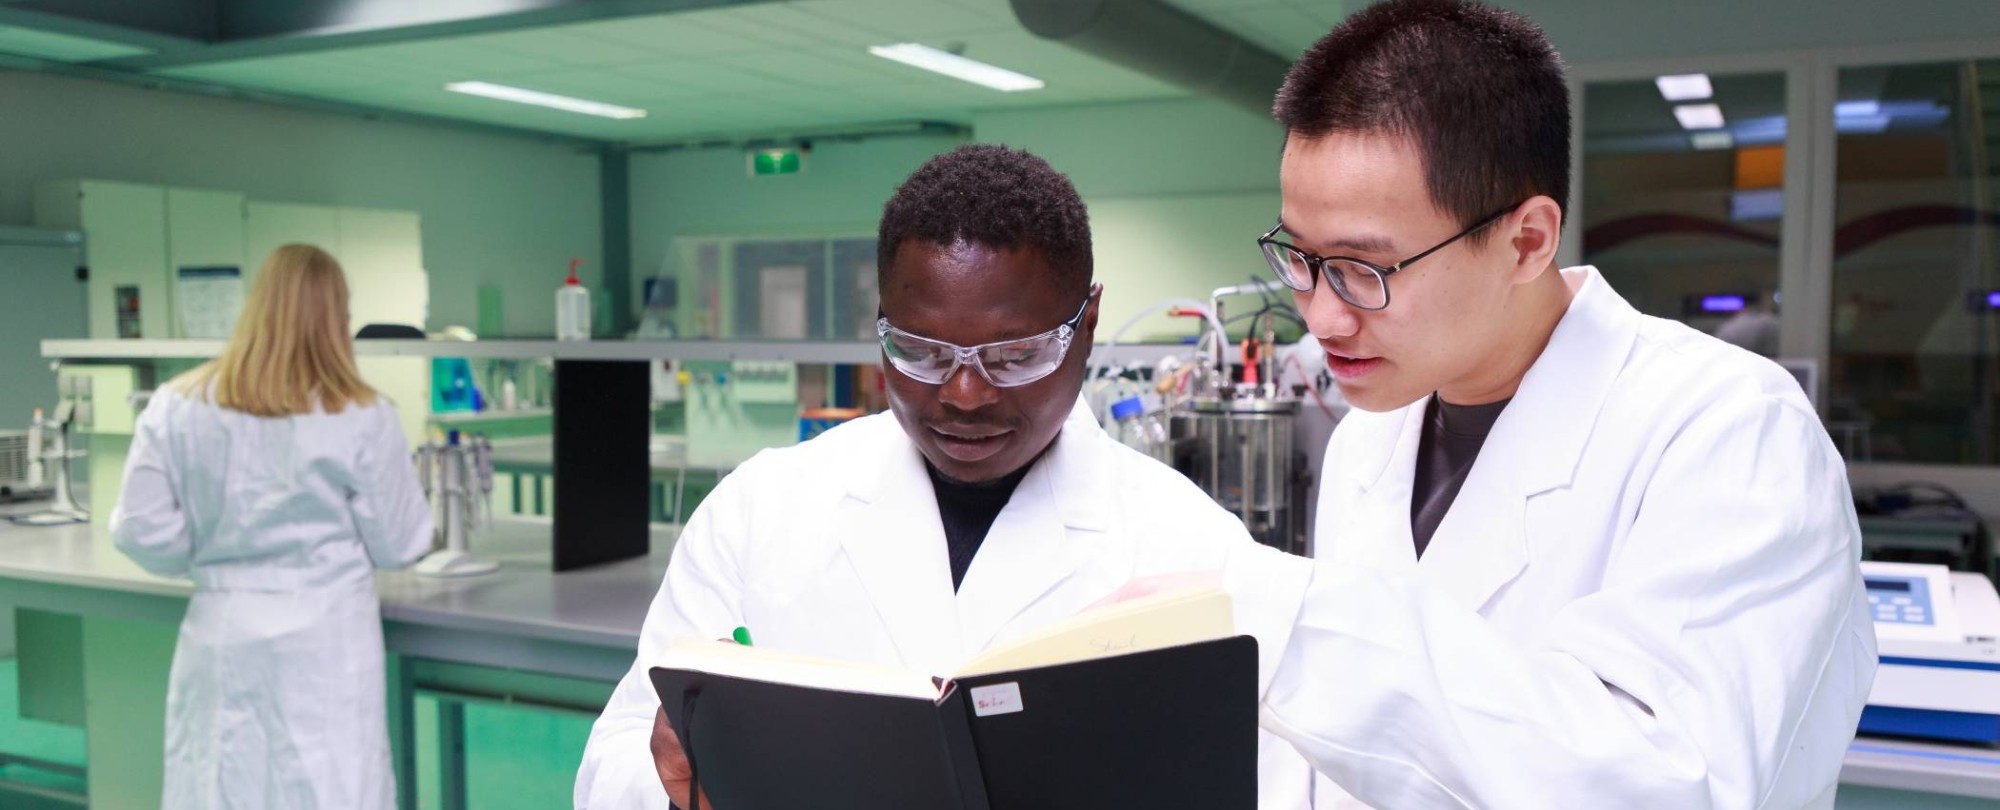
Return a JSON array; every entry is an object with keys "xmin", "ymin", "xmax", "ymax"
[{"xmin": 43, "ymin": 338, "xmax": 1224, "ymax": 366}]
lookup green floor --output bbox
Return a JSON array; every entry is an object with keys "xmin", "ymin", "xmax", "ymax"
[{"xmin": 1, "ymin": 656, "xmax": 599, "ymax": 810}]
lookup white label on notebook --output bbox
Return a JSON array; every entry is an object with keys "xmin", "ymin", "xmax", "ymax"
[{"xmin": 970, "ymin": 682, "xmax": 1024, "ymax": 717}]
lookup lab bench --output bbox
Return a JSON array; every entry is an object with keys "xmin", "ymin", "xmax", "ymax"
[
  {"xmin": 1843, "ymin": 737, "xmax": 2000, "ymax": 799},
  {"xmin": 0, "ymin": 514, "xmax": 674, "ymax": 809},
  {"xmin": 6, "ymin": 514, "xmax": 2000, "ymax": 808}
]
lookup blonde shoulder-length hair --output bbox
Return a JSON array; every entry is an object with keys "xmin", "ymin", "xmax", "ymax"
[{"xmin": 174, "ymin": 244, "xmax": 378, "ymax": 416}]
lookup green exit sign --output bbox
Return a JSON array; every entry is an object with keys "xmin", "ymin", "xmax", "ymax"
[{"xmin": 749, "ymin": 147, "xmax": 804, "ymax": 177}]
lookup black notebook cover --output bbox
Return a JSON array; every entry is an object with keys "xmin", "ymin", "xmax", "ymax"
[{"xmin": 650, "ymin": 635, "xmax": 1257, "ymax": 810}]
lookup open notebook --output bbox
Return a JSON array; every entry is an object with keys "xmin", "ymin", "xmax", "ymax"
[
  {"xmin": 659, "ymin": 585, "xmax": 1234, "ymax": 696},
  {"xmin": 650, "ymin": 587, "xmax": 1259, "ymax": 810}
]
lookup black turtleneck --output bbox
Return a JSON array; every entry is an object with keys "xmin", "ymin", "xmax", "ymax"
[
  {"xmin": 926, "ymin": 461, "xmax": 1033, "ymax": 590},
  {"xmin": 1409, "ymin": 396, "xmax": 1511, "ymax": 559}
]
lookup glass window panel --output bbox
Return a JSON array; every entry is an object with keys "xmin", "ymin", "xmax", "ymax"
[
  {"xmin": 1830, "ymin": 59, "xmax": 2000, "ymax": 464},
  {"xmin": 1582, "ymin": 72, "xmax": 1788, "ymax": 352}
]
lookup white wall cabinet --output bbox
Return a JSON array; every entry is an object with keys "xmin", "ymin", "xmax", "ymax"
[{"xmin": 38, "ymin": 180, "xmax": 431, "ymax": 443}]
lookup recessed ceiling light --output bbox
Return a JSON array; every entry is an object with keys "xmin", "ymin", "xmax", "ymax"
[
  {"xmin": 1674, "ymin": 103, "xmax": 1726, "ymax": 130},
  {"xmin": 1655, "ymin": 73, "xmax": 1713, "ymax": 102},
  {"xmin": 445, "ymin": 81, "xmax": 647, "ymax": 119},
  {"xmin": 1690, "ymin": 130, "xmax": 1735, "ymax": 150},
  {"xmin": 1836, "ymin": 114, "xmax": 1892, "ymax": 134},
  {"xmin": 867, "ymin": 43, "xmax": 1045, "ymax": 92},
  {"xmin": 1835, "ymin": 99, "xmax": 1882, "ymax": 118}
]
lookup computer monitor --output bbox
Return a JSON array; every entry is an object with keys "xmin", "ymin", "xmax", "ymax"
[{"xmin": 1775, "ymin": 357, "xmax": 1819, "ymax": 409}]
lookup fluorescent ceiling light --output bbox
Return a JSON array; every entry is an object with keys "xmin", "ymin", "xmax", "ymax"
[
  {"xmin": 1655, "ymin": 73, "xmax": 1713, "ymax": 102},
  {"xmin": 1673, "ymin": 103, "xmax": 1726, "ymax": 130},
  {"xmin": 1835, "ymin": 99, "xmax": 1881, "ymax": 118},
  {"xmin": 445, "ymin": 81, "xmax": 647, "ymax": 119},
  {"xmin": 1836, "ymin": 114, "xmax": 1892, "ymax": 134},
  {"xmin": 1732, "ymin": 115, "xmax": 1788, "ymax": 145},
  {"xmin": 1689, "ymin": 130, "xmax": 1735, "ymax": 150},
  {"xmin": 1831, "ymin": 99, "xmax": 1950, "ymax": 134},
  {"xmin": 867, "ymin": 43, "xmax": 1045, "ymax": 92}
]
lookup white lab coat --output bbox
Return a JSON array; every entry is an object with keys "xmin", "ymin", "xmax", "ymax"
[
  {"xmin": 1225, "ymin": 266, "xmax": 1878, "ymax": 809},
  {"xmin": 111, "ymin": 386, "xmax": 434, "ymax": 810},
  {"xmin": 575, "ymin": 402, "xmax": 1325, "ymax": 809}
]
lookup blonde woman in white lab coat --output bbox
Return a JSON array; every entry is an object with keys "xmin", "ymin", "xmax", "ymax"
[{"xmin": 112, "ymin": 243, "xmax": 434, "ymax": 810}]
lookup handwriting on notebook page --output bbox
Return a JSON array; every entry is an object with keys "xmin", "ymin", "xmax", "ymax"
[{"xmin": 1089, "ymin": 633, "xmax": 1141, "ymax": 654}]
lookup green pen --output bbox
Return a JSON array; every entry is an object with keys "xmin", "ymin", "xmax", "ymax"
[{"xmin": 732, "ymin": 626, "xmax": 753, "ymax": 647}]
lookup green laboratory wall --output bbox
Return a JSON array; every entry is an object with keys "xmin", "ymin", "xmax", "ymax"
[
  {"xmin": 627, "ymin": 97, "xmax": 1287, "ymax": 343},
  {"xmin": 0, "ymin": 71, "xmax": 602, "ymax": 339}
]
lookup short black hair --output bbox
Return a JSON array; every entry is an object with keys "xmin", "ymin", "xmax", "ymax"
[
  {"xmin": 878, "ymin": 144, "xmax": 1092, "ymax": 296},
  {"xmin": 1274, "ymin": 0, "xmax": 1570, "ymax": 240}
]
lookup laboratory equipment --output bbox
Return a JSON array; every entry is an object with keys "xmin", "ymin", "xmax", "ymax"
[
  {"xmin": 1166, "ymin": 282, "xmax": 1313, "ymax": 555},
  {"xmin": 1858, "ymin": 560, "xmax": 2000, "ymax": 743},
  {"xmin": 636, "ymin": 274, "xmax": 679, "ymax": 339},
  {"xmin": 1110, "ymin": 396, "xmax": 1171, "ymax": 465},
  {"xmin": 412, "ymin": 431, "xmax": 499, "ymax": 577},
  {"xmin": 14, "ymin": 404, "xmax": 87, "ymax": 524},
  {"xmin": 1855, "ymin": 482, "xmax": 1990, "ymax": 578},
  {"xmin": 1091, "ymin": 282, "xmax": 1314, "ymax": 555},
  {"xmin": 557, "ymin": 257, "xmax": 591, "ymax": 341},
  {"xmin": 484, "ymin": 359, "xmax": 547, "ymax": 411},
  {"xmin": 1182, "ymin": 396, "xmax": 1301, "ymax": 553},
  {"xmin": 683, "ymin": 360, "xmax": 800, "ymax": 468},
  {"xmin": 0, "ymin": 428, "xmax": 41, "ymax": 502},
  {"xmin": 1774, "ymin": 357, "xmax": 1819, "ymax": 409},
  {"xmin": 1085, "ymin": 295, "xmax": 1229, "ymax": 419},
  {"xmin": 431, "ymin": 357, "xmax": 481, "ymax": 413}
]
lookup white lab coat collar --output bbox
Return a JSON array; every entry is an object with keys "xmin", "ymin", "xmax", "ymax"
[
  {"xmin": 1499, "ymin": 266, "xmax": 1641, "ymax": 495},
  {"xmin": 836, "ymin": 397, "xmax": 1114, "ymax": 671},
  {"xmin": 1335, "ymin": 266, "xmax": 1641, "ymax": 613},
  {"xmin": 1341, "ymin": 266, "xmax": 1637, "ymax": 496}
]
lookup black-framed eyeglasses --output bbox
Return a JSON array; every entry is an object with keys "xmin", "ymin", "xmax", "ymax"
[
  {"xmin": 1256, "ymin": 203, "xmax": 1521, "ymax": 311},
  {"xmin": 876, "ymin": 285, "xmax": 1097, "ymax": 388}
]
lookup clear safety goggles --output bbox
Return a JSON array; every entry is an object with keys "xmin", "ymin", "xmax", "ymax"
[{"xmin": 876, "ymin": 290, "xmax": 1094, "ymax": 388}]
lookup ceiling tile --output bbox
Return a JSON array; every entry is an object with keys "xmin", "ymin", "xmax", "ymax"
[
  {"xmin": 1207, "ymin": 7, "xmax": 1329, "ymax": 57},
  {"xmin": 1292, "ymin": 1, "xmax": 1349, "ymax": 29},
  {"xmin": 606, "ymin": 59, "xmax": 801, "ymax": 97},
  {"xmin": 707, "ymin": 47, "xmax": 915, "ymax": 90},
  {"xmin": 790, "ymin": 0, "xmax": 1015, "ymax": 42},
  {"xmin": 164, "ymin": 54, "xmax": 404, "ymax": 95},
  {"xmin": 958, "ymin": 29, "xmax": 1186, "ymax": 97},
  {"xmin": 1165, "ymin": 0, "xmax": 1294, "ymax": 11},
  {"xmin": 122, "ymin": 1, "xmax": 1232, "ymax": 143},
  {"xmin": 553, "ymin": 14, "xmax": 767, "ymax": 58},
  {"xmin": 675, "ymin": 3, "xmax": 866, "ymax": 50},
  {"xmin": 345, "ymin": 38, "xmax": 575, "ymax": 78},
  {"xmin": 465, "ymin": 28, "xmax": 668, "ymax": 68},
  {"xmin": 475, "ymin": 68, "xmax": 690, "ymax": 106}
]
